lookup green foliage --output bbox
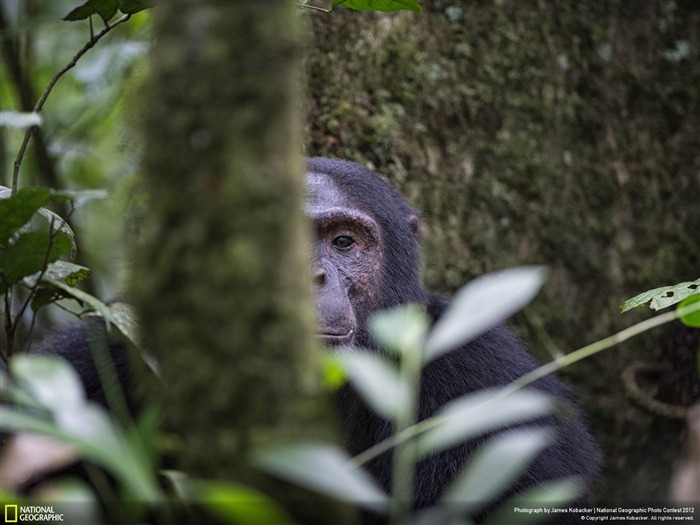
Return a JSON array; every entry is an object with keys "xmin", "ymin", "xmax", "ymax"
[
  {"xmin": 0, "ymin": 111, "xmax": 43, "ymax": 129},
  {"xmin": 425, "ymin": 267, "xmax": 546, "ymax": 362},
  {"xmin": 333, "ymin": 0, "xmax": 422, "ymax": 12},
  {"xmin": 254, "ymin": 443, "xmax": 390, "ymax": 514},
  {"xmin": 256, "ymin": 267, "xmax": 573, "ymax": 524},
  {"xmin": 185, "ymin": 480, "xmax": 295, "ymax": 525},
  {"xmin": 620, "ymin": 278, "xmax": 700, "ymax": 313},
  {"xmin": 0, "ymin": 355, "xmax": 161, "ymax": 502},
  {"xmin": 64, "ymin": 0, "xmax": 151, "ymax": 24},
  {"xmin": 678, "ymin": 294, "xmax": 700, "ymax": 328}
]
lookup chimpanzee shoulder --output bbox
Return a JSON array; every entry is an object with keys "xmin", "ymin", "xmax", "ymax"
[{"xmin": 32, "ymin": 319, "xmax": 132, "ymax": 411}]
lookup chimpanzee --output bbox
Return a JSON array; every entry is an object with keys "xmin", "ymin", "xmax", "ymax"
[
  {"xmin": 306, "ymin": 157, "xmax": 599, "ymax": 523},
  {"xmin": 32, "ymin": 157, "xmax": 598, "ymax": 523}
]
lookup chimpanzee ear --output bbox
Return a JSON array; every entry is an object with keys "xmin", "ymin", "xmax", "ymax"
[{"xmin": 409, "ymin": 213, "xmax": 422, "ymax": 237}]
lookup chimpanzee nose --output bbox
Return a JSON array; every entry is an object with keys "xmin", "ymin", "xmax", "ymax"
[{"xmin": 312, "ymin": 263, "xmax": 326, "ymax": 287}]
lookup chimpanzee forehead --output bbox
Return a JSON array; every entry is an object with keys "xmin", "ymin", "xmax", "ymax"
[{"xmin": 305, "ymin": 172, "xmax": 356, "ymax": 215}]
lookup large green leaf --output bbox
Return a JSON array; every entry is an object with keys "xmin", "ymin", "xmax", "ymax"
[
  {"xmin": 483, "ymin": 478, "xmax": 582, "ymax": 525},
  {"xmin": 369, "ymin": 303, "xmax": 429, "ymax": 356},
  {"xmin": 0, "ymin": 232, "xmax": 72, "ymax": 292},
  {"xmin": 3, "ymin": 355, "xmax": 161, "ymax": 502},
  {"xmin": 333, "ymin": 0, "xmax": 421, "ymax": 12},
  {"xmin": 332, "ymin": 351, "xmax": 409, "ymax": 421},
  {"xmin": 620, "ymin": 279, "xmax": 700, "ymax": 313},
  {"xmin": 424, "ymin": 267, "xmax": 546, "ymax": 363},
  {"xmin": 64, "ymin": 0, "xmax": 119, "ymax": 23},
  {"xmin": 0, "ymin": 187, "xmax": 52, "ymax": 247},
  {"xmin": 187, "ymin": 480, "xmax": 294, "ymax": 525},
  {"xmin": 254, "ymin": 443, "xmax": 389, "ymax": 513},
  {"xmin": 418, "ymin": 389, "xmax": 553, "ymax": 458},
  {"xmin": 440, "ymin": 429, "xmax": 551, "ymax": 515},
  {"xmin": 679, "ymin": 294, "xmax": 700, "ymax": 328}
]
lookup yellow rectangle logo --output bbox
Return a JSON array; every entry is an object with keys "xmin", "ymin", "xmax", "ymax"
[{"xmin": 5, "ymin": 504, "xmax": 18, "ymax": 523}]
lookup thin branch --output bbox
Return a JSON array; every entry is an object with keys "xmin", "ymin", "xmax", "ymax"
[{"xmin": 12, "ymin": 13, "xmax": 132, "ymax": 193}]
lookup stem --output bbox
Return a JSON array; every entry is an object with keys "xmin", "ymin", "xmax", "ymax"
[
  {"xmin": 352, "ymin": 301, "xmax": 700, "ymax": 470},
  {"xmin": 389, "ymin": 341, "xmax": 423, "ymax": 524},
  {"xmin": 11, "ymin": 13, "xmax": 132, "ymax": 193}
]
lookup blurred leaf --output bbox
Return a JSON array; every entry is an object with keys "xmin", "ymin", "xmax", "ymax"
[
  {"xmin": 188, "ymin": 480, "xmax": 294, "ymax": 525},
  {"xmin": 425, "ymin": 267, "xmax": 546, "ymax": 362},
  {"xmin": 679, "ymin": 294, "xmax": 700, "ymax": 328},
  {"xmin": 2, "ymin": 356, "xmax": 161, "ymax": 502},
  {"xmin": 333, "ymin": 351, "xmax": 409, "ymax": 421},
  {"xmin": 369, "ymin": 303, "xmax": 429, "ymax": 356},
  {"xmin": 483, "ymin": 478, "xmax": 582, "ymax": 525},
  {"xmin": 0, "ymin": 232, "xmax": 72, "ymax": 293},
  {"xmin": 60, "ymin": 189, "xmax": 108, "ymax": 207},
  {"xmin": 254, "ymin": 443, "xmax": 389, "ymax": 513},
  {"xmin": 322, "ymin": 354, "xmax": 348, "ymax": 391},
  {"xmin": 441, "ymin": 429, "xmax": 551, "ymax": 515},
  {"xmin": 0, "ymin": 187, "xmax": 52, "ymax": 247},
  {"xmin": 64, "ymin": 0, "xmax": 119, "ymax": 23},
  {"xmin": 119, "ymin": 0, "xmax": 152, "ymax": 14},
  {"xmin": 0, "ymin": 111, "xmax": 42, "ymax": 129},
  {"xmin": 332, "ymin": 0, "xmax": 421, "ymax": 12},
  {"xmin": 33, "ymin": 479, "xmax": 101, "ymax": 525},
  {"xmin": 418, "ymin": 389, "xmax": 553, "ymax": 458},
  {"xmin": 12, "ymin": 355, "xmax": 85, "ymax": 412},
  {"xmin": 620, "ymin": 279, "xmax": 700, "ymax": 313}
]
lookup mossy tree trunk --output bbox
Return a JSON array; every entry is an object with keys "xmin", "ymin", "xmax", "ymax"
[{"xmin": 133, "ymin": 1, "xmax": 346, "ymax": 520}]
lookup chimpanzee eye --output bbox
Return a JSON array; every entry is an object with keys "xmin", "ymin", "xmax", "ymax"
[{"xmin": 332, "ymin": 235, "xmax": 355, "ymax": 251}]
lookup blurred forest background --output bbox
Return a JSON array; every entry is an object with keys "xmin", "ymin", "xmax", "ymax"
[{"xmin": 2, "ymin": 0, "xmax": 698, "ymax": 508}]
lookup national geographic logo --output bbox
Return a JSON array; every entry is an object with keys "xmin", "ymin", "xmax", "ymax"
[{"xmin": 3, "ymin": 505, "xmax": 64, "ymax": 522}]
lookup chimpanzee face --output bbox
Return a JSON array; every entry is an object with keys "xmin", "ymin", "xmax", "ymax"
[{"xmin": 305, "ymin": 172, "xmax": 383, "ymax": 347}]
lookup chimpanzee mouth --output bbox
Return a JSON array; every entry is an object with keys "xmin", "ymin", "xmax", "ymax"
[{"xmin": 318, "ymin": 329, "xmax": 354, "ymax": 346}]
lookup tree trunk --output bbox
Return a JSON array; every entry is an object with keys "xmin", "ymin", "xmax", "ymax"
[{"xmin": 134, "ymin": 1, "xmax": 347, "ymax": 521}]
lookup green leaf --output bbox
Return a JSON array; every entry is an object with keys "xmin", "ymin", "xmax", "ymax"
[
  {"xmin": 483, "ymin": 478, "xmax": 582, "ymax": 525},
  {"xmin": 0, "ymin": 232, "xmax": 72, "ymax": 293},
  {"xmin": 440, "ymin": 429, "xmax": 551, "ymax": 515},
  {"xmin": 188, "ymin": 480, "xmax": 295, "ymax": 525},
  {"xmin": 322, "ymin": 354, "xmax": 347, "ymax": 391},
  {"xmin": 679, "ymin": 294, "xmax": 700, "ymax": 328},
  {"xmin": 0, "ymin": 187, "xmax": 52, "ymax": 247},
  {"xmin": 425, "ymin": 267, "xmax": 546, "ymax": 363},
  {"xmin": 0, "ymin": 111, "xmax": 42, "ymax": 129},
  {"xmin": 369, "ymin": 303, "xmax": 429, "ymax": 356},
  {"xmin": 12, "ymin": 355, "xmax": 85, "ymax": 412},
  {"xmin": 418, "ymin": 389, "xmax": 553, "ymax": 458},
  {"xmin": 332, "ymin": 351, "xmax": 409, "ymax": 421},
  {"xmin": 3, "ymin": 356, "xmax": 161, "ymax": 502},
  {"xmin": 253, "ymin": 443, "xmax": 389, "ymax": 513},
  {"xmin": 333, "ymin": 0, "xmax": 421, "ymax": 12},
  {"xmin": 26, "ymin": 260, "xmax": 91, "ymax": 287},
  {"xmin": 42, "ymin": 278, "xmax": 113, "ymax": 320},
  {"xmin": 104, "ymin": 302, "xmax": 141, "ymax": 348},
  {"xmin": 64, "ymin": 0, "xmax": 119, "ymax": 23},
  {"xmin": 119, "ymin": 0, "xmax": 152, "ymax": 14},
  {"xmin": 37, "ymin": 207, "xmax": 77, "ymax": 260},
  {"xmin": 31, "ymin": 287, "xmax": 71, "ymax": 313},
  {"xmin": 621, "ymin": 279, "xmax": 700, "ymax": 313}
]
